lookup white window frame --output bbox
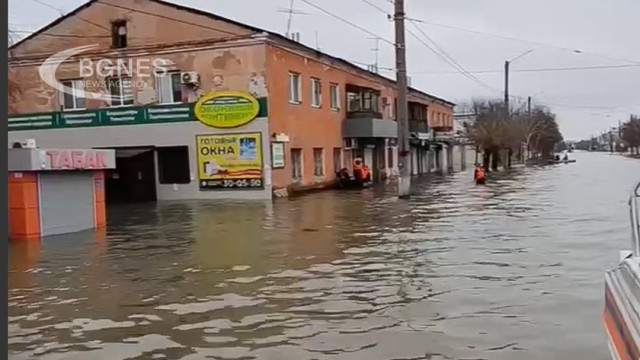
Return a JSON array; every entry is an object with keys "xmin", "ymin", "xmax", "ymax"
[
  {"xmin": 333, "ymin": 147, "xmax": 343, "ymax": 173},
  {"xmin": 288, "ymin": 72, "xmax": 301, "ymax": 104},
  {"xmin": 108, "ymin": 76, "xmax": 134, "ymax": 107},
  {"xmin": 292, "ymin": 148, "xmax": 303, "ymax": 180},
  {"xmin": 329, "ymin": 83, "xmax": 340, "ymax": 110},
  {"xmin": 311, "ymin": 77, "xmax": 322, "ymax": 108},
  {"xmin": 60, "ymin": 79, "xmax": 87, "ymax": 111},
  {"xmin": 313, "ymin": 148, "xmax": 324, "ymax": 177},
  {"xmin": 155, "ymin": 71, "xmax": 183, "ymax": 105}
]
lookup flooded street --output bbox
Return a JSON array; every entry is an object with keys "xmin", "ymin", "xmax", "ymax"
[{"xmin": 9, "ymin": 152, "xmax": 640, "ymax": 360}]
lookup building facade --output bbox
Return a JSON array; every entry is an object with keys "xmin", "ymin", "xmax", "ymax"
[{"xmin": 8, "ymin": 0, "xmax": 454, "ymax": 202}]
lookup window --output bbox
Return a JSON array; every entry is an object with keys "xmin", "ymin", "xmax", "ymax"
[
  {"xmin": 363, "ymin": 91, "xmax": 372, "ymax": 110},
  {"xmin": 311, "ymin": 78, "xmax": 322, "ymax": 107},
  {"xmin": 329, "ymin": 83, "xmax": 340, "ymax": 110},
  {"xmin": 410, "ymin": 104, "xmax": 426, "ymax": 121},
  {"xmin": 313, "ymin": 148, "xmax": 324, "ymax": 176},
  {"xmin": 291, "ymin": 149, "xmax": 303, "ymax": 180},
  {"xmin": 333, "ymin": 148, "xmax": 342, "ymax": 173},
  {"xmin": 288, "ymin": 72, "xmax": 301, "ymax": 103},
  {"xmin": 347, "ymin": 91, "xmax": 360, "ymax": 112},
  {"xmin": 112, "ymin": 20, "xmax": 127, "ymax": 49},
  {"xmin": 61, "ymin": 79, "xmax": 86, "ymax": 110},
  {"xmin": 156, "ymin": 72, "xmax": 183, "ymax": 104},
  {"xmin": 108, "ymin": 77, "xmax": 134, "ymax": 106},
  {"xmin": 371, "ymin": 92, "xmax": 380, "ymax": 112},
  {"xmin": 157, "ymin": 146, "xmax": 190, "ymax": 184},
  {"xmin": 346, "ymin": 88, "xmax": 380, "ymax": 113}
]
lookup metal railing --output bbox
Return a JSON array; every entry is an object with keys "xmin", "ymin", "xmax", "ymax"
[{"xmin": 631, "ymin": 181, "xmax": 640, "ymax": 256}]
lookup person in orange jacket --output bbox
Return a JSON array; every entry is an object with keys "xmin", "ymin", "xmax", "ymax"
[
  {"xmin": 474, "ymin": 163, "xmax": 486, "ymax": 185},
  {"xmin": 353, "ymin": 158, "xmax": 372, "ymax": 183}
]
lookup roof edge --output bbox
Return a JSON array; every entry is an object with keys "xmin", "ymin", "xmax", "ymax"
[{"xmin": 9, "ymin": 0, "xmax": 455, "ymax": 106}]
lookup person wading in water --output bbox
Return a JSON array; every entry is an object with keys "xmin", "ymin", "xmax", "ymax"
[
  {"xmin": 474, "ymin": 163, "xmax": 486, "ymax": 185},
  {"xmin": 353, "ymin": 158, "xmax": 371, "ymax": 184}
]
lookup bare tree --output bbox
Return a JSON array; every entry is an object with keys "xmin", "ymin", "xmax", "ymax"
[
  {"xmin": 466, "ymin": 98, "xmax": 563, "ymax": 170},
  {"xmin": 622, "ymin": 115, "xmax": 640, "ymax": 156}
]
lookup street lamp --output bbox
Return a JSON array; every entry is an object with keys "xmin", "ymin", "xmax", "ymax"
[
  {"xmin": 504, "ymin": 48, "xmax": 582, "ymax": 109},
  {"xmin": 504, "ymin": 49, "xmax": 535, "ymax": 109}
]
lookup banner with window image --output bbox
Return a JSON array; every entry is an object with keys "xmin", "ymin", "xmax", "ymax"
[{"xmin": 196, "ymin": 132, "xmax": 264, "ymax": 190}]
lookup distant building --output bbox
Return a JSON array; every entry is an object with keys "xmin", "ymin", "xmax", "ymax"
[{"xmin": 8, "ymin": 0, "xmax": 454, "ymax": 201}]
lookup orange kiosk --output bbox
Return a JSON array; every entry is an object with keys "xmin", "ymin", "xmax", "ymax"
[{"xmin": 8, "ymin": 147, "xmax": 116, "ymax": 241}]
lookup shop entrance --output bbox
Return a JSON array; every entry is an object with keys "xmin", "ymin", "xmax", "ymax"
[{"xmin": 102, "ymin": 147, "xmax": 157, "ymax": 204}]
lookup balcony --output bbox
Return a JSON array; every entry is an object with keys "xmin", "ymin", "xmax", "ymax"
[
  {"xmin": 343, "ymin": 116, "xmax": 397, "ymax": 138},
  {"xmin": 409, "ymin": 120, "xmax": 428, "ymax": 133},
  {"xmin": 346, "ymin": 85, "xmax": 383, "ymax": 120}
]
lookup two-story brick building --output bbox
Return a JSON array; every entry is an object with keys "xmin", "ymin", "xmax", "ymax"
[{"xmin": 7, "ymin": 0, "xmax": 454, "ymax": 202}]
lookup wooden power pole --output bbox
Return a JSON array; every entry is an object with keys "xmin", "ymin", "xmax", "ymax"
[{"xmin": 394, "ymin": 0, "xmax": 411, "ymax": 198}]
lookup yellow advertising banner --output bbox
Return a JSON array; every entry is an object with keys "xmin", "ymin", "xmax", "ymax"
[{"xmin": 195, "ymin": 132, "xmax": 263, "ymax": 190}]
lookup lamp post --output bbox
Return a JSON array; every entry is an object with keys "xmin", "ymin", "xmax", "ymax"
[
  {"xmin": 504, "ymin": 49, "xmax": 535, "ymax": 110},
  {"xmin": 504, "ymin": 48, "xmax": 582, "ymax": 109}
]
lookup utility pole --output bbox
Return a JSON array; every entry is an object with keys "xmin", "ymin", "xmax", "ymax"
[
  {"xmin": 504, "ymin": 61, "xmax": 510, "ymax": 109},
  {"xmin": 395, "ymin": 0, "xmax": 411, "ymax": 198},
  {"xmin": 370, "ymin": 37, "xmax": 380, "ymax": 74},
  {"xmin": 526, "ymin": 96, "xmax": 531, "ymax": 161}
]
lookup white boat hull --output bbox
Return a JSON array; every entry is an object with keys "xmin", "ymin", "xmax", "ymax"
[{"xmin": 604, "ymin": 258, "xmax": 640, "ymax": 360}]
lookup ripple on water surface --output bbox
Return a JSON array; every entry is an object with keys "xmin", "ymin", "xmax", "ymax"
[{"xmin": 8, "ymin": 152, "xmax": 640, "ymax": 360}]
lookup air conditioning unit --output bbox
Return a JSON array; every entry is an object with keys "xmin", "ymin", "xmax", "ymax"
[
  {"xmin": 11, "ymin": 138, "xmax": 37, "ymax": 149},
  {"xmin": 344, "ymin": 138, "xmax": 359, "ymax": 150},
  {"xmin": 181, "ymin": 72, "xmax": 200, "ymax": 85}
]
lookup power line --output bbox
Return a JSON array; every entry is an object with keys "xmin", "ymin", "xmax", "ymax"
[
  {"xmin": 408, "ymin": 17, "xmax": 640, "ymax": 66},
  {"xmin": 358, "ymin": 0, "xmax": 391, "ymax": 14},
  {"xmin": 411, "ymin": 64, "xmax": 640, "ymax": 75},
  {"xmin": 298, "ymin": 0, "xmax": 394, "ymax": 46},
  {"xmin": 8, "ymin": 30, "xmax": 111, "ymax": 39},
  {"xmin": 29, "ymin": 0, "xmax": 110, "ymax": 32},
  {"xmin": 356, "ymin": 0, "xmax": 502, "ymax": 92},
  {"xmin": 357, "ymin": 0, "xmax": 639, "ymax": 112},
  {"xmin": 348, "ymin": 62, "xmax": 639, "ymax": 75},
  {"xmin": 407, "ymin": 21, "xmax": 500, "ymax": 93},
  {"xmin": 94, "ymin": 0, "xmax": 242, "ymax": 37}
]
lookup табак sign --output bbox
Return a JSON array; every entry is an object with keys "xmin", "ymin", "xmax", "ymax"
[
  {"xmin": 196, "ymin": 132, "xmax": 263, "ymax": 190},
  {"xmin": 194, "ymin": 91, "xmax": 260, "ymax": 128},
  {"xmin": 42, "ymin": 149, "xmax": 115, "ymax": 170}
]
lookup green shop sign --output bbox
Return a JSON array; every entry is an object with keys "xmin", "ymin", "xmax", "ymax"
[
  {"xmin": 8, "ymin": 103, "xmax": 195, "ymax": 131},
  {"xmin": 9, "ymin": 97, "xmax": 268, "ymax": 132}
]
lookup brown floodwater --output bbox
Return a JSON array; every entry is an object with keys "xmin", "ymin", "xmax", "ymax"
[{"xmin": 8, "ymin": 152, "xmax": 640, "ymax": 360}]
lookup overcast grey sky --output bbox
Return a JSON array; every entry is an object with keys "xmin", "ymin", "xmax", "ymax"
[{"xmin": 8, "ymin": 0, "xmax": 640, "ymax": 140}]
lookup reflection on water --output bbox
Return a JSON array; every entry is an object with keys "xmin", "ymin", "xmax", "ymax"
[{"xmin": 9, "ymin": 152, "xmax": 640, "ymax": 360}]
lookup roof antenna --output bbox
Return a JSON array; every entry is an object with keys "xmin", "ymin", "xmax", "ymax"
[
  {"xmin": 277, "ymin": 0, "xmax": 309, "ymax": 38},
  {"xmin": 369, "ymin": 37, "xmax": 380, "ymax": 74}
]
